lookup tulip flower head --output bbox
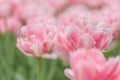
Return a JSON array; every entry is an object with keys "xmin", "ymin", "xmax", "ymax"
[
  {"xmin": 17, "ymin": 18, "xmax": 57, "ymax": 57},
  {"xmin": 65, "ymin": 48, "xmax": 120, "ymax": 80}
]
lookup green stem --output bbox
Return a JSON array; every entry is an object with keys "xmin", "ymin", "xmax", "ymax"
[{"xmin": 37, "ymin": 58, "xmax": 42, "ymax": 80}]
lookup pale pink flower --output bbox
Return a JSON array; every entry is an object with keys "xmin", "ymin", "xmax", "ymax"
[
  {"xmin": 17, "ymin": 18, "xmax": 57, "ymax": 57},
  {"xmin": 13, "ymin": 0, "xmax": 69, "ymax": 22},
  {"xmin": 58, "ymin": 5, "xmax": 90, "ymax": 27},
  {"xmin": 84, "ymin": 23, "xmax": 113, "ymax": 50},
  {"xmin": 34, "ymin": 0, "xmax": 69, "ymax": 17},
  {"xmin": 26, "ymin": 11, "xmax": 55, "ymax": 25},
  {"xmin": 55, "ymin": 22, "xmax": 112, "ymax": 54},
  {"xmin": 58, "ymin": 1, "xmax": 120, "ymax": 39},
  {"xmin": 6, "ymin": 17, "xmax": 22, "ymax": 35},
  {"xmin": 0, "ymin": 0, "xmax": 19, "ymax": 17},
  {"xmin": 54, "ymin": 23, "xmax": 112, "ymax": 63},
  {"xmin": 46, "ymin": 0, "xmax": 69, "ymax": 11},
  {"xmin": 69, "ymin": 0, "xmax": 106, "ymax": 7},
  {"xmin": 106, "ymin": 0, "xmax": 120, "ymax": 7},
  {"xmin": 65, "ymin": 48, "xmax": 120, "ymax": 80},
  {"xmin": 13, "ymin": 2, "xmax": 40, "ymax": 21},
  {"xmin": 0, "ymin": 0, "xmax": 12, "ymax": 17},
  {"xmin": 90, "ymin": 6, "xmax": 120, "ymax": 38},
  {"xmin": 0, "ymin": 19, "xmax": 6, "ymax": 34}
]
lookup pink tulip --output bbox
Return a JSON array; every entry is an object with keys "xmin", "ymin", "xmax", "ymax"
[
  {"xmin": 13, "ymin": 2, "xmax": 40, "ymax": 21},
  {"xmin": 58, "ymin": 5, "xmax": 90, "ymax": 27},
  {"xmin": 46, "ymin": 0, "xmax": 69, "ymax": 11},
  {"xmin": 0, "ymin": 19, "xmax": 6, "ymax": 34},
  {"xmin": 7, "ymin": 17, "xmax": 22, "ymax": 35},
  {"xmin": 84, "ymin": 23, "xmax": 113, "ymax": 50},
  {"xmin": 65, "ymin": 48, "xmax": 120, "ymax": 80},
  {"xmin": 13, "ymin": 0, "xmax": 69, "ymax": 22},
  {"xmin": 58, "ymin": 2, "xmax": 120, "ymax": 38},
  {"xmin": 54, "ymin": 23, "xmax": 112, "ymax": 63},
  {"xmin": 69, "ymin": 0, "xmax": 106, "ymax": 8},
  {"xmin": 17, "ymin": 17, "xmax": 57, "ymax": 57},
  {"xmin": 90, "ymin": 6, "xmax": 120, "ymax": 38},
  {"xmin": 0, "ymin": 0, "xmax": 12, "ymax": 17},
  {"xmin": 55, "ymin": 22, "xmax": 112, "ymax": 54}
]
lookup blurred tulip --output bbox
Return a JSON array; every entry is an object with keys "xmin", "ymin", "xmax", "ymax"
[
  {"xmin": 7, "ymin": 17, "xmax": 22, "ymax": 35},
  {"xmin": 69, "ymin": 0, "xmax": 106, "ymax": 7},
  {"xmin": 0, "ymin": 19, "xmax": 6, "ymax": 34},
  {"xmin": 65, "ymin": 48, "xmax": 120, "ymax": 80},
  {"xmin": 55, "ymin": 22, "xmax": 112, "ymax": 54},
  {"xmin": 17, "ymin": 17, "xmax": 57, "ymax": 57}
]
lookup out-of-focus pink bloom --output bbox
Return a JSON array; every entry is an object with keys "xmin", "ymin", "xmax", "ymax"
[
  {"xmin": 13, "ymin": 2, "xmax": 40, "ymax": 21},
  {"xmin": 84, "ymin": 23, "xmax": 113, "ymax": 50},
  {"xmin": 26, "ymin": 11, "xmax": 55, "ymax": 25},
  {"xmin": 55, "ymin": 22, "xmax": 112, "ymax": 54},
  {"xmin": 54, "ymin": 23, "xmax": 112, "ymax": 63},
  {"xmin": 55, "ymin": 24, "xmax": 94, "ymax": 53},
  {"xmin": 46, "ymin": 0, "xmax": 69, "ymax": 11},
  {"xmin": 65, "ymin": 49, "xmax": 120, "ymax": 80},
  {"xmin": 54, "ymin": 36, "xmax": 93, "ymax": 63},
  {"xmin": 0, "ymin": 0, "xmax": 12, "ymax": 17},
  {"xmin": 106, "ymin": 0, "xmax": 120, "ymax": 7},
  {"xmin": 0, "ymin": 19, "xmax": 6, "ymax": 34},
  {"xmin": 6, "ymin": 17, "xmax": 22, "ymax": 35},
  {"xmin": 69, "ymin": 49, "xmax": 106, "ymax": 72},
  {"xmin": 90, "ymin": 5, "xmax": 120, "ymax": 38},
  {"xmin": 58, "ymin": 3, "xmax": 120, "ymax": 39},
  {"xmin": 17, "ymin": 18, "xmax": 57, "ymax": 57},
  {"xmin": 58, "ymin": 5, "xmax": 90, "ymax": 27},
  {"xmin": 69, "ymin": 0, "xmax": 106, "ymax": 7},
  {"xmin": 13, "ymin": 0, "xmax": 62, "ymax": 22}
]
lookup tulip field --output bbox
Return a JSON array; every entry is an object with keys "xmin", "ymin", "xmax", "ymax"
[{"xmin": 0, "ymin": 0, "xmax": 120, "ymax": 80}]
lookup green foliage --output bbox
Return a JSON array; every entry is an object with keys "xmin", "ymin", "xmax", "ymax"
[
  {"xmin": 104, "ymin": 38, "xmax": 120, "ymax": 59},
  {"xmin": 0, "ymin": 34, "xmax": 69, "ymax": 80}
]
